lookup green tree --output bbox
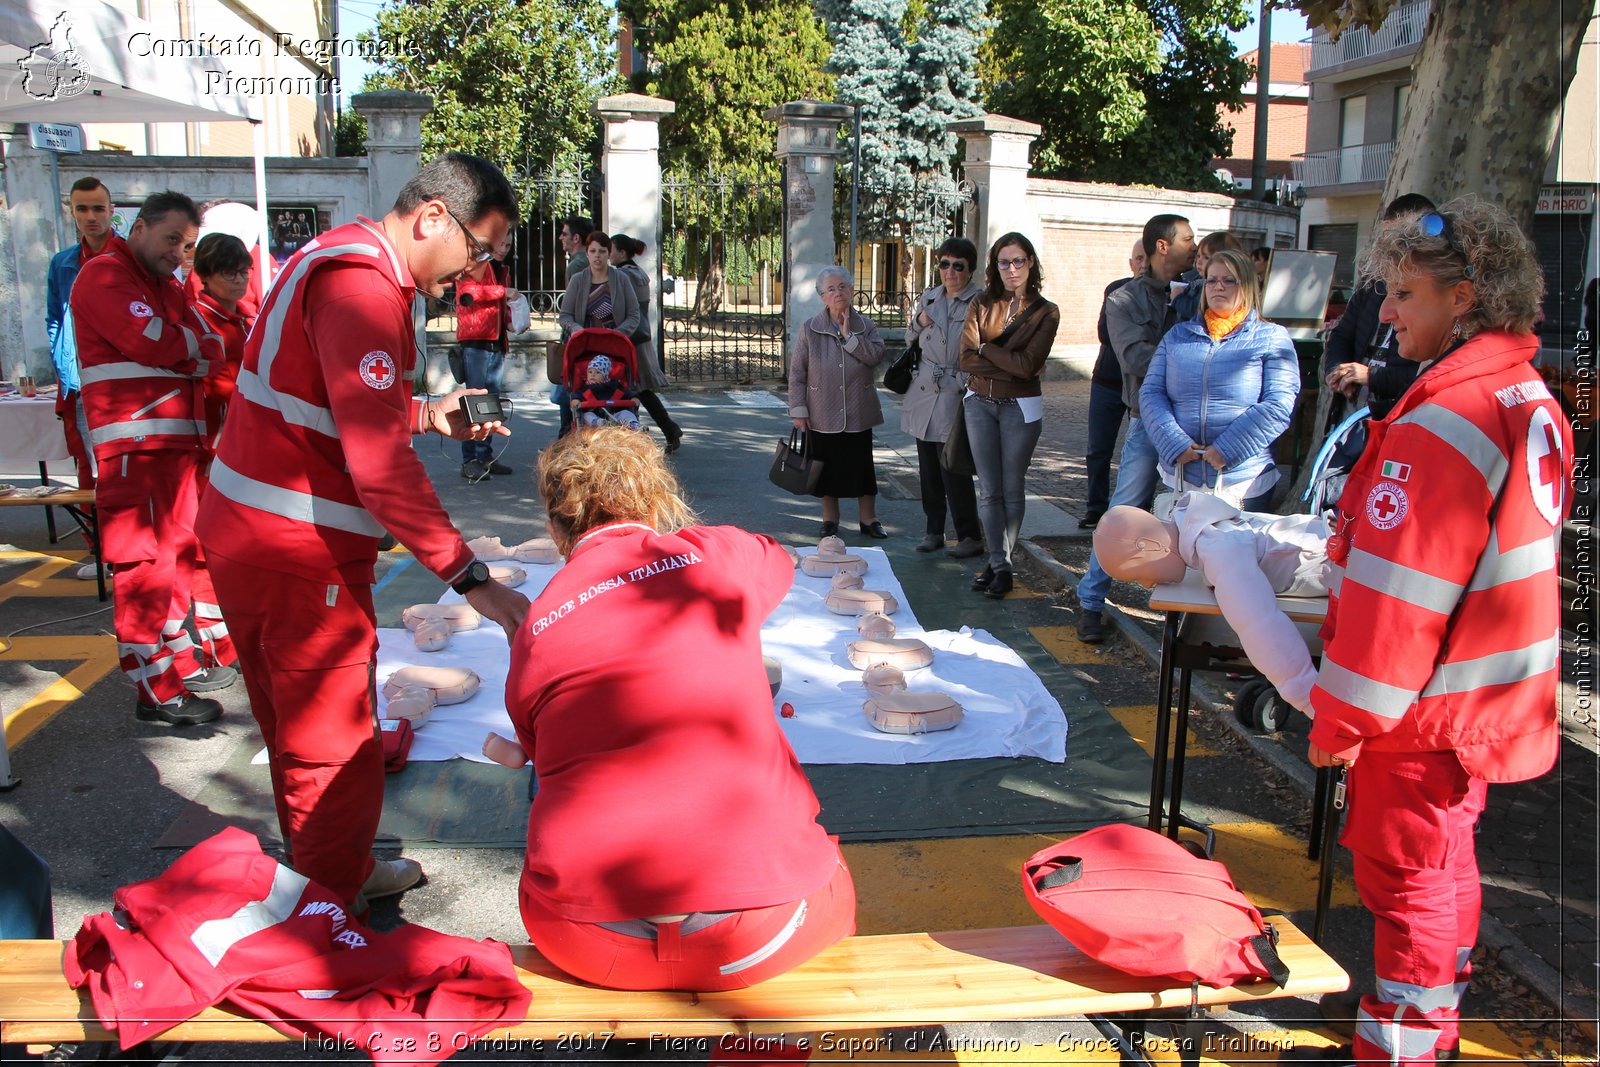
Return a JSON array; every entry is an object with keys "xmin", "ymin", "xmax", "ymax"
[
  {"xmin": 360, "ymin": 0, "xmax": 616, "ymax": 211},
  {"xmin": 982, "ymin": 0, "xmax": 1249, "ymax": 190},
  {"xmin": 620, "ymin": 0, "xmax": 833, "ymax": 178},
  {"xmin": 1286, "ymin": 0, "xmax": 1588, "ymax": 226}
]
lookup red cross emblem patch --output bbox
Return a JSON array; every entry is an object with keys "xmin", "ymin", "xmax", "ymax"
[
  {"xmin": 1525, "ymin": 407, "xmax": 1565, "ymax": 526},
  {"xmin": 1365, "ymin": 480, "xmax": 1408, "ymax": 531},
  {"xmin": 360, "ymin": 350, "xmax": 396, "ymax": 390}
]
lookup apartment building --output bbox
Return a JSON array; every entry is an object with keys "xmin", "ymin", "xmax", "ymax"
[{"xmin": 1294, "ymin": 1, "xmax": 1598, "ymax": 346}]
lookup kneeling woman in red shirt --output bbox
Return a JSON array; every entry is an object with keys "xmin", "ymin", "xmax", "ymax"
[{"xmin": 486, "ymin": 425, "xmax": 855, "ymax": 991}]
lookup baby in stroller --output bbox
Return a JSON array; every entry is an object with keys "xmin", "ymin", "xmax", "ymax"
[{"xmin": 565, "ymin": 328, "xmax": 642, "ymax": 430}]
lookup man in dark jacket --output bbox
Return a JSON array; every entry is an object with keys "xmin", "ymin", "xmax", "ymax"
[
  {"xmin": 1322, "ymin": 193, "xmax": 1436, "ymax": 422},
  {"xmin": 1081, "ymin": 237, "xmax": 1147, "ymax": 529}
]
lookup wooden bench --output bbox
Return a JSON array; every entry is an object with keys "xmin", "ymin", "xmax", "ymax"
[
  {"xmin": 0, "ymin": 489, "xmax": 104, "ymax": 601},
  {"xmin": 1, "ymin": 918, "xmax": 1347, "ymax": 1065}
]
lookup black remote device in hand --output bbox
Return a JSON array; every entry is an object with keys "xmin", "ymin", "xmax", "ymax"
[{"xmin": 459, "ymin": 392, "xmax": 506, "ymax": 423}]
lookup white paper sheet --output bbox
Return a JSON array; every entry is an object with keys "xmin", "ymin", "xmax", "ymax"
[{"xmin": 255, "ymin": 546, "xmax": 1067, "ymax": 766}]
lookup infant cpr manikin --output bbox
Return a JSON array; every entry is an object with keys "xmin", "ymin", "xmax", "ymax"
[
  {"xmin": 801, "ymin": 535, "xmax": 867, "ymax": 578},
  {"xmin": 380, "ymin": 666, "xmax": 481, "ymax": 725}
]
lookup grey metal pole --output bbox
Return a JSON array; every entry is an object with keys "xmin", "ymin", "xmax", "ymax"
[
  {"xmin": 1250, "ymin": 4, "xmax": 1273, "ymax": 200},
  {"xmin": 48, "ymin": 150, "xmax": 65, "ymax": 249},
  {"xmin": 849, "ymin": 105, "xmax": 861, "ymax": 273}
]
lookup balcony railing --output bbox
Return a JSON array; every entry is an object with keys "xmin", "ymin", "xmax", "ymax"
[
  {"xmin": 1294, "ymin": 142, "xmax": 1396, "ymax": 188},
  {"xmin": 1307, "ymin": 0, "xmax": 1431, "ymax": 74}
]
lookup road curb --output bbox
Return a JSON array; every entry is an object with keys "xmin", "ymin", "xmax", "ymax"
[{"xmin": 1018, "ymin": 537, "xmax": 1592, "ymax": 1033}]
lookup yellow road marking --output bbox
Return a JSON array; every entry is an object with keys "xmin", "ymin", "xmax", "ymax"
[
  {"xmin": 0, "ymin": 549, "xmax": 98, "ymax": 599},
  {"xmin": 1031, "ymin": 624, "xmax": 1109, "ymax": 664},
  {"xmin": 1107, "ymin": 703, "xmax": 1219, "ymax": 758},
  {"xmin": 0, "ymin": 635, "xmax": 119, "ymax": 747},
  {"xmin": 1206, "ymin": 821, "xmax": 1359, "ymax": 914},
  {"xmin": 843, "ymin": 835, "xmax": 1065, "ymax": 935}
]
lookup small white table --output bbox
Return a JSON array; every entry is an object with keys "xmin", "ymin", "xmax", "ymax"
[{"xmin": 1, "ymin": 390, "xmax": 78, "ymax": 544}]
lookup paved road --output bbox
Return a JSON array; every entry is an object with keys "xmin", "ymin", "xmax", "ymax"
[{"xmin": 0, "ymin": 373, "xmax": 1593, "ymax": 1063}]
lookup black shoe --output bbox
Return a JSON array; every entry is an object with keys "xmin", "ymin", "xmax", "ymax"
[
  {"xmin": 819, "ymin": 520, "xmax": 839, "ymax": 538},
  {"xmin": 984, "ymin": 569, "xmax": 1014, "ymax": 599},
  {"xmin": 1077, "ymin": 609, "xmax": 1105, "ymax": 644},
  {"xmin": 136, "ymin": 694, "xmax": 223, "ymax": 726},
  {"xmin": 860, "ymin": 521, "xmax": 889, "ymax": 540},
  {"xmin": 970, "ymin": 565, "xmax": 995, "ymax": 591},
  {"xmin": 665, "ymin": 432, "xmax": 683, "ymax": 454},
  {"xmin": 183, "ymin": 665, "xmax": 238, "ymax": 692},
  {"xmin": 915, "ymin": 533, "xmax": 944, "ymax": 553},
  {"xmin": 1078, "ymin": 511, "xmax": 1104, "ymax": 530},
  {"xmin": 461, "ymin": 460, "xmax": 490, "ymax": 480},
  {"xmin": 487, "ymin": 461, "xmax": 514, "ymax": 476}
]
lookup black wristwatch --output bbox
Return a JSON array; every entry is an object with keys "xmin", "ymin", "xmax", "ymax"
[{"xmin": 451, "ymin": 560, "xmax": 491, "ymax": 596}]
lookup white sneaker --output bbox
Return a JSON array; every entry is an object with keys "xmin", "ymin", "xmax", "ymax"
[
  {"xmin": 76, "ymin": 562, "xmax": 99, "ymax": 580},
  {"xmin": 361, "ymin": 857, "xmax": 423, "ymax": 901}
]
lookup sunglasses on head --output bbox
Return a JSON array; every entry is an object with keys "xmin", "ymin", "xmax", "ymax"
[
  {"xmin": 938, "ymin": 259, "xmax": 969, "ymax": 272},
  {"xmin": 1418, "ymin": 212, "xmax": 1474, "ymax": 278}
]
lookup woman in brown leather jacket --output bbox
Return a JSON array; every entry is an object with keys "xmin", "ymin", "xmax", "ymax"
[{"xmin": 959, "ymin": 233, "xmax": 1061, "ymax": 599}]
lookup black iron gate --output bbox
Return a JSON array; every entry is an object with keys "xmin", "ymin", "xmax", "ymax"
[
  {"xmin": 839, "ymin": 174, "xmax": 974, "ymax": 330},
  {"xmin": 507, "ymin": 161, "xmax": 599, "ymax": 332},
  {"xmin": 658, "ymin": 170, "xmax": 785, "ymax": 382}
]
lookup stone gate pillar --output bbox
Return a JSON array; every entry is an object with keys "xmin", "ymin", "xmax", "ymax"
[
  {"xmin": 766, "ymin": 101, "xmax": 851, "ymax": 359},
  {"xmin": 353, "ymin": 90, "xmax": 431, "ymax": 219},
  {"xmin": 949, "ymin": 114, "xmax": 1041, "ymax": 256},
  {"xmin": 595, "ymin": 94, "xmax": 674, "ymax": 354}
]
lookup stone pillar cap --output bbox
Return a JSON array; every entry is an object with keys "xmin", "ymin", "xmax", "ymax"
[
  {"xmin": 351, "ymin": 89, "xmax": 434, "ymax": 113},
  {"xmin": 594, "ymin": 93, "xmax": 676, "ymax": 119},
  {"xmin": 947, "ymin": 114, "xmax": 1042, "ymax": 138},
  {"xmin": 764, "ymin": 100, "xmax": 853, "ymax": 123}
]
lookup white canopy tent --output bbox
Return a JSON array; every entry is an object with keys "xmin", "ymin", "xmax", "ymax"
[{"xmin": 0, "ymin": 0, "xmax": 272, "ymax": 280}]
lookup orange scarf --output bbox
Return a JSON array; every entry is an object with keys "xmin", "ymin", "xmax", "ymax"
[{"xmin": 1204, "ymin": 305, "xmax": 1250, "ymax": 342}]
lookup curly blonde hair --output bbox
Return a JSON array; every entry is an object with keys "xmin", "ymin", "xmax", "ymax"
[
  {"xmin": 537, "ymin": 426, "xmax": 697, "ymax": 553},
  {"xmin": 1359, "ymin": 194, "xmax": 1545, "ymax": 335}
]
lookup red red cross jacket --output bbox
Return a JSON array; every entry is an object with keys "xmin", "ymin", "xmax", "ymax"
[
  {"xmin": 71, "ymin": 239, "xmax": 223, "ymax": 460},
  {"xmin": 64, "ymin": 828, "xmax": 530, "ymax": 1063},
  {"xmin": 1309, "ymin": 330, "xmax": 1572, "ymax": 782},
  {"xmin": 192, "ymin": 291, "xmax": 257, "ymax": 450},
  {"xmin": 454, "ymin": 263, "xmax": 508, "ymax": 348},
  {"xmin": 195, "ymin": 218, "xmax": 474, "ymax": 587}
]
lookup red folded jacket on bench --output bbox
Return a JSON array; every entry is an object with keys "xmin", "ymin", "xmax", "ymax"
[{"xmin": 64, "ymin": 827, "xmax": 530, "ymax": 1063}]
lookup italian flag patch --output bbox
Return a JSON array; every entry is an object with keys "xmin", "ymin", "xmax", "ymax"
[{"xmin": 1380, "ymin": 460, "xmax": 1411, "ymax": 482}]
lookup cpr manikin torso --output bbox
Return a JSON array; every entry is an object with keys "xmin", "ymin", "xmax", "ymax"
[{"xmin": 1093, "ymin": 493, "xmax": 1329, "ymax": 714}]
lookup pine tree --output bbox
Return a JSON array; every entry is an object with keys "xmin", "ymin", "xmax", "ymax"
[{"xmin": 904, "ymin": 0, "xmax": 990, "ymax": 245}]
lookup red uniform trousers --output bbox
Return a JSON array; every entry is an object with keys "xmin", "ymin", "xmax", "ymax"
[
  {"xmin": 98, "ymin": 450, "xmax": 202, "ymax": 705},
  {"xmin": 1342, "ymin": 749, "xmax": 1488, "ymax": 1065},
  {"xmin": 208, "ymin": 552, "xmax": 381, "ymax": 907},
  {"xmin": 185, "ymin": 463, "xmax": 237, "ymax": 670},
  {"xmin": 54, "ymin": 388, "xmax": 96, "ymax": 491},
  {"xmin": 520, "ymin": 847, "xmax": 855, "ymax": 1000}
]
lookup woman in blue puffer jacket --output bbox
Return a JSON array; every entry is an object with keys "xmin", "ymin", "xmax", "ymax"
[{"xmin": 1140, "ymin": 248, "xmax": 1300, "ymax": 512}]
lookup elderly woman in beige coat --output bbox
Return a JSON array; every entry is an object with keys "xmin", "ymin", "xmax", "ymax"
[
  {"xmin": 788, "ymin": 266, "xmax": 888, "ymax": 539},
  {"xmin": 901, "ymin": 237, "xmax": 984, "ymax": 557}
]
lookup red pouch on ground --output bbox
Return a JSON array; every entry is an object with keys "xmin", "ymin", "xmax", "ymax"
[
  {"xmin": 380, "ymin": 717, "xmax": 413, "ymax": 773},
  {"xmin": 1021, "ymin": 823, "xmax": 1290, "ymax": 988}
]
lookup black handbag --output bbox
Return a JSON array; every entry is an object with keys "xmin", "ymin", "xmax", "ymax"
[
  {"xmin": 942, "ymin": 406, "xmax": 976, "ymax": 475},
  {"xmin": 883, "ymin": 339, "xmax": 921, "ymax": 395},
  {"xmin": 770, "ymin": 429, "xmax": 824, "ymax": 495}
]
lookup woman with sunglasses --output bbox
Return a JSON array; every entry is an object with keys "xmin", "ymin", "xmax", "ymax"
[
  {"xmin": 958, "ymin": 233, "xmax": 1061, "ymax": 599},
  {"xmin": 1139, "ymin": 248, "xmax": 1299, "ymax": 512},
  {"xmin": 1295, "ymin": 198, "xmax": 1571, "ymax": 1067},
  {"xmin": 609, "ymin": 233, "xmax": 685, "ymax": 453},
  {"xmin": 901, "ymin": 237, "xmax": 984, "ymax": 557}
]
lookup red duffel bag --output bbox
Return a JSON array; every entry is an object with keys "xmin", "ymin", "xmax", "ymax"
[{"xmin": 1022, "ymin": 823, "xmax": 1289, "ymax": 988}]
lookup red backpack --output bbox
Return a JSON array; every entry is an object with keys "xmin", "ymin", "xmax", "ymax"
[{"xmin": 1022, "ymin": 823, "xmax": 1289, "ymax": 988}]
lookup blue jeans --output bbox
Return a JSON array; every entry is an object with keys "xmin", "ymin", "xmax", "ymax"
[
  {"xmin": 1078, "ymin": 417, "xmax": 1159, "ymax": 612},
  {"xmin": 963, "ymin": 395, "xmax": 1043, "ymax": 572},
  {"xmin": 1084, "ymin": 380, "xmax": 1127, "ymax": 518},
  {"xmin": 460, "ymin": 345, "xmax": 504, "ymax": 463}
]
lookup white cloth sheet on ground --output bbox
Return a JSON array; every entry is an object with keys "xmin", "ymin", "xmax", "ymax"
[{"xmin": 254, "ymin": 546, "xmax": 1067, "ymax": 766}]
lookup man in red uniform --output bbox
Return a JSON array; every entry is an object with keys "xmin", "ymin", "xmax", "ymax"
[
  {"xmin": 72, "ymin": 191, "xmax": 235, "ymax": 726},
  {"xmin": 195, "ymin": 153, "xmax": 530, "ymax": 911},
  {"xmin": 453, "ymin": 246, "xmax": 512, "ymax": 480}
]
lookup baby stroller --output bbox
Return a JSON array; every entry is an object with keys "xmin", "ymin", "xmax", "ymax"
[{"xmin": 563, "ymin": 328, "xmax": 642, "ymax": 430}]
